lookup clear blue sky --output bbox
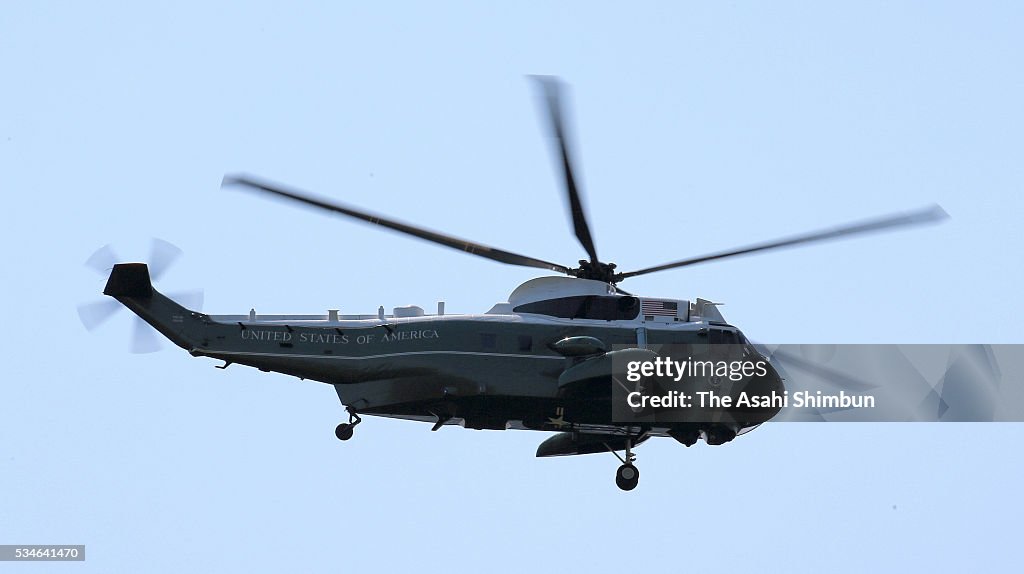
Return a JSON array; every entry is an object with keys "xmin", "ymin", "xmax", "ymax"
[{"xmin": 2, "ymin": 2, "xmax": 1022, "ymax": 571}]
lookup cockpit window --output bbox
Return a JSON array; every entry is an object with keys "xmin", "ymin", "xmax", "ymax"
[
  {"xmin": 513, "ymin": 296, "xmax": 640, "ymax": 320},
  {"xmin": 709, "ymin": 328, "xmax": 737, "ymax": 345}
]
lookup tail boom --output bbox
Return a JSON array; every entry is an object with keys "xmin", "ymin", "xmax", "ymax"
[{"xmin": 104, "ymin": 263, "xmax": 196, "ymax": 351}]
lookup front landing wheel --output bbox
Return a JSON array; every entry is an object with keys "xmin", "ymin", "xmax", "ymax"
[
  {"xmin": 615, "ymin": 464, "xmax": 639, "ymax": 491},
  {"xmin": 335, "ymin": 423, "xmax": 354, "ymax": 441}
]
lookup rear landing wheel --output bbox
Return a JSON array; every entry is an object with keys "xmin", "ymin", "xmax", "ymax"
[
  {"xmin": 615, "ymin": 464, "xmax": 639, "ymax": 491},
  {"xmin": 335, "ymin": 423, "xmax": 354, "ymax": 441}
]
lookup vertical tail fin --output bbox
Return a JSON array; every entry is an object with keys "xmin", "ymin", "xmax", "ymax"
[{"xmin": 103, "ymin": 263, "xmax": 154, "ymax": 298}]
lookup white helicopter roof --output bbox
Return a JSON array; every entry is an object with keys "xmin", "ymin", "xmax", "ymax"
[
  {"xmin": 497, "ymin": 275, "xmax": 726, "ymax": 324},
  {"xmin": 506, "ymin": 276, "xmax": 617, "ymax": 307}
]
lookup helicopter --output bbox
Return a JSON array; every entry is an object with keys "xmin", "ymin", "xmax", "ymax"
[{"xmin": 95, "ymin": 77, "xmax": 946, "ymax": 490}]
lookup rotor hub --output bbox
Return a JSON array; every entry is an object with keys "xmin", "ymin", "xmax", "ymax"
[{"xmin": 573, "ymin": 260, "xmax": 620, "ymax": 284}]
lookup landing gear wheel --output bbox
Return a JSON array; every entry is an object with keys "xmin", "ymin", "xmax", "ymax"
[
  {"xmin": 335, "ymin": 407, "xmax": 362, "ymax": 441},
  {"xmin": 335, "ymin": 423, "xmax": 354, "ymax": 441},
  {"xmin": 615, "ymin": 464, "xmax": 640, "ymax": 491}
]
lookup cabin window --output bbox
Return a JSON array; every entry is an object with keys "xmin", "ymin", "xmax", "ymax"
[
  {"xmin": 512, "ymin": 296, "xmax": 639, "ymax": 320},
  {"xmin": 709, "ymin": 328, "xmax": 738, "ymax": 345},
  {"xmin": 480, "ymin": 333, "xmax": 497, "ymax": 350},
  {"xmin": 708, "ymin": 328, "xmax": 741, "ymax": 360},
  {"xmin": 517, "ymin": 335, "xmax": 533, "ymax": 352}
]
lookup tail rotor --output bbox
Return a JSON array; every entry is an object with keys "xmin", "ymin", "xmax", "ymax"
[{"xmin": 77, "ymin": 239, "xmax": 203, "ymax": 353}]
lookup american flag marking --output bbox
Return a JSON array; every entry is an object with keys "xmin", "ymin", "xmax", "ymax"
[{"xmin": 642, "ymin": 299, "xmax": 678, "ymax": 317}]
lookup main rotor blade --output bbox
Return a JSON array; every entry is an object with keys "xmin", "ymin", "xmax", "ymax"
[
  {"xmin": 532, "ymin": 76, "xmax": 599, "ymax": 266},
  {"xmin": 223, "ymin": 175, "xmax": 571, "ymax": 275},
  {"xmin": 618, "ymin": 205, "xmax": 949, "ymax": 280}
]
